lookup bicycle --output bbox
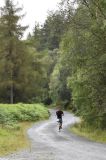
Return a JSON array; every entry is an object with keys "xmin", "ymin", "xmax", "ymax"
[{"xmin": 57, "ymin": 118, "xmax": 62, "ymax": 132}]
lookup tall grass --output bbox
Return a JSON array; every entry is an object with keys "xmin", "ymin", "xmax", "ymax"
[
  {"xmin": 0, "ymin": 103, "xmax": 49, "ymax": 155},
  {"xmin": 0, "ymin": 122, "xmax": 31, "ymax": 156},
  {"xmin": 71, "ymin": 123, "xmax": 106, "ymax": 143}
]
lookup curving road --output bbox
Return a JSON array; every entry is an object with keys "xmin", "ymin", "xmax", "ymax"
[{"xmin": 1, "ymin": 110, "xmax": 106, "ymax": 160}]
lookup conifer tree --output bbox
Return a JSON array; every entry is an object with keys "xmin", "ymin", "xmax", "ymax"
[{"xmin": 0, "ymin": 0, "xmax": 27, "ymax": 103}]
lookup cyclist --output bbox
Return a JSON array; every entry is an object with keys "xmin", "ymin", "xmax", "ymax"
[{"xmin": 56, "ymin": 108, "xmax": 64, "ymax": 132}]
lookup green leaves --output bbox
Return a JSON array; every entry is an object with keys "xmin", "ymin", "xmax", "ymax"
[
  {"xmin": 0, "ymin": 1, "xmax": 38, "ymax": 103},
  {"xmin": 56, "ymin": 0, "xmax": 106, "ymax": 129},
  {"xmin": 0, "ymin": 104, "xmax": 49, "ymax": 128}
]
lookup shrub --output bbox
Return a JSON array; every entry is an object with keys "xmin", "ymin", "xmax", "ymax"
[{"xmin": 0, "ymin": 104, "xmax": 49, "ymax": 128}]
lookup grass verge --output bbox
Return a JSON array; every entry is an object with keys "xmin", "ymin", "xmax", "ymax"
[
  {"xmin": 0, "ymin": 122, "xmax": 32, "ymax": 156},
  {"xmin": 0, "ymin": 103, "xmax": 49, "ymax": 156},
  {"xmin": 70, "ymin": 123, "xmax": 106, "ymax": 143}
]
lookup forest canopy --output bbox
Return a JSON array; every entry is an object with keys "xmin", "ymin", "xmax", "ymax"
[{"xmin": 0, "ymin": 0, "xmax": 106, "ymax": 129}]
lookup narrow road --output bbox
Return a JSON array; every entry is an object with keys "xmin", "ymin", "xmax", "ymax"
[{"xmin": 1, "ymin": 110, "xmax": 106, "ymax": 160}]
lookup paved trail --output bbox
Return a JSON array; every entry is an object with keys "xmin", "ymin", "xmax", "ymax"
[{"xmin": 0, "ymin": 110, "xmax": 106, "ymax": 160}]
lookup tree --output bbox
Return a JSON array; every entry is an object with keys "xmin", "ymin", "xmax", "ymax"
[
  {"xmin": 59, "ymin": 0, "xmax": 106, "ymax": 128},
  {"xmin": 0, "ymin": 0, "xmax": 27, "ymax": 103},
  {"xmin": 31, "ymin": 11, "xmax": 66, "ymax": 51}
]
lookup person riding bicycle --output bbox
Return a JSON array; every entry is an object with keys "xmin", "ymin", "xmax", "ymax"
[{"xmin": 56, "ymin": 107, "xmax": 64, "ymax": 132}]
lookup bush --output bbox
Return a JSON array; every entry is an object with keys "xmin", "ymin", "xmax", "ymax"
[{"xmin": 0, "ymin": 103, "xmax": 49, "ymax": 128}]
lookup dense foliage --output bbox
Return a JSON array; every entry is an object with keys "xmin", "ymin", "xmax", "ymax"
[
  {"xmin": 0, "ymin": 0, "xmax": 106, "ymax": 129},
  {"xmin": 0, "ymin": 103, "xmax": 49, "ymax": 128},
  {"xmin": 0, "ymin": 0, "xmax": 50, "ymax": 103},
  {"xmin": 59, "ymin": 0, "xmax": 106, "ymax": 129},
  {"xmin": 29, "ymin": 0, "xmax": 106, "ymax": 129}
]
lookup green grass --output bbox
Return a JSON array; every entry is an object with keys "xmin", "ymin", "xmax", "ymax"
[
  {"xmin": 70, "ymin": 123, "xmax": 106, "ymax": 143},
  {"xmin": 0, "ymin": 103, "xmax": 49, "ymax": 156},
  {"xmin": 0, "ymin": 122, "xmax": 32, "ymax": 156}
]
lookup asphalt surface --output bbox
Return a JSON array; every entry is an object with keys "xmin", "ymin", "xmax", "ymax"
[{"xmin": 0, "ymin": 110, "xmax": 106, "ymax": 160}]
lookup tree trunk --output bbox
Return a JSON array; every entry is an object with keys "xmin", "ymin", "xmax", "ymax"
[
  {"xmin": 10, "ymin": 81, "xmax": 14, "ymax": 104},
  {"xmin": 10, "ymin": 69, "xmax": 14, "ymax": 104}
]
